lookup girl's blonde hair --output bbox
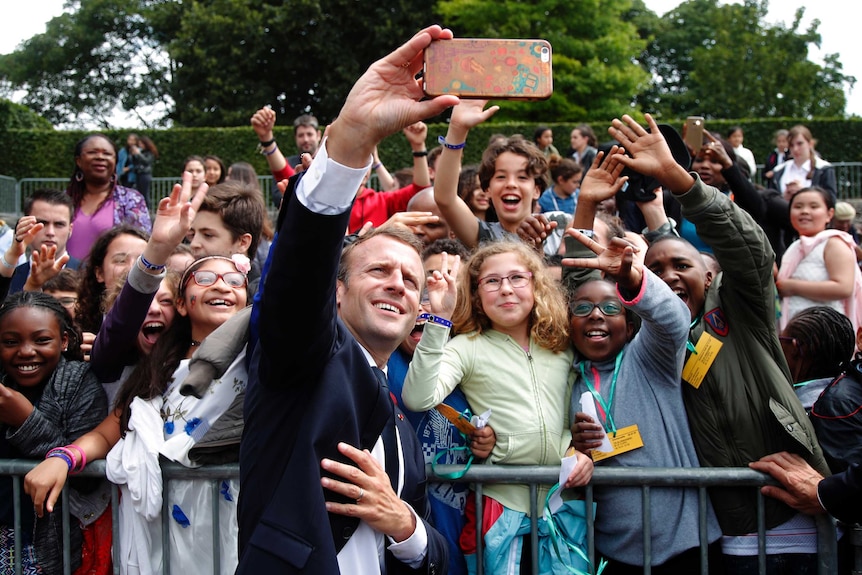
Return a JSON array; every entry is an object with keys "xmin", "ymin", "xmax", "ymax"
[{"xmin": 452, "ymin": 241, "xmax": 569, "ymax": 352}]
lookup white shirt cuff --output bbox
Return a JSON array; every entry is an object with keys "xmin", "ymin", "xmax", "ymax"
[
  {"xmin": 386, "ymin": 503, "xmax": 428, "ymax": 568},
  {"xmin": 295, "ymin": 137, "xmax": 372, "ymax": 215}
]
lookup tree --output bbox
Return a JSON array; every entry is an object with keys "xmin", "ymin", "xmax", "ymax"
[
  {"xmin": 0, "ymin": 99, "xmax": 53, "ymax": 130},
  {"xmin": 638, "ymin": 0, "xmax": 854, "ymax": 119},
  {"xmin": 0, "ymin": 0, "xmax": 170, "ymax": 128},
  {"xmin": 435, "ymin": 0, "xmax": 650, "ymax": 122},
  {"xmin": 156, "ymin": 0, "xmax": 437, "ymax": 126}
]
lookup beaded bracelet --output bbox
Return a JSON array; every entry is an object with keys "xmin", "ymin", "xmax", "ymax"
[
  {"xmin": 437, "ymin": 136, "xmax": 466, "ymax": 150},
  {"xmin": 417, "ymin": 313, "xmax": 453, "ymax": 329}
]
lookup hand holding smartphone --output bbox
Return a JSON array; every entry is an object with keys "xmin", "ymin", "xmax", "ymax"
[{"xmin": 423, "ymin": 39, "xmax": 553, "ymax": 100}]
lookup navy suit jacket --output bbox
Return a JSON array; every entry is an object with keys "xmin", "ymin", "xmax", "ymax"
[
  {"xmin": 236, "ymin": 175, "xmax": 447, "ymax": 574},
  {"xmin": 9, "ymin": 256, "xmax": 82, "ymax": 294},
  {"xmin": 819, "ymin": 462, "xmax": 862, "ymax": 524}
]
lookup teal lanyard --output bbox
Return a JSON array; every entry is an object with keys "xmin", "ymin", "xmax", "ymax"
[
  {"xmin": 580, "ymin": 349, "xmax": 624, "ymax": 436},
  {"xmin": 793, "ymin": 379, "xmax": 818, "ymax": 388},
  {"xmin": 687, "ymin": 311, "xmax": 704, "ymax": 355},
  {"xmin": 431, "ymin": 407, "xmax": 475, "ymax": 480},
  {"xmin": 543, "ymin": 484, "xmax": 607, "ymax": 575}
]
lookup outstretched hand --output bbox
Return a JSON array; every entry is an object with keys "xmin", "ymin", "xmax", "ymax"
[
  {"xmin": 608, "ymin": 114, "xmax": 694, "ymax": 194},
  {"xmin": 562, "ymin": 230, "xmax": 643, "ymax": 291},
  {"xmin": 151, "ymin": 171, "xmax": 209, "ymax": 251},
  {"xmin": 426, "ymin": 251, "xmax": 460, "ymax": 319},
  {"xmin": 449, "ymin": 99, "xmax": 500, "ymax": 133},
  {"xmin": 328, "ymin": 26, "xmax": 460, "ymax": 167},
  {"xmin": 577, "ymin": 147, "xmax": 629, "ymax": 206}
]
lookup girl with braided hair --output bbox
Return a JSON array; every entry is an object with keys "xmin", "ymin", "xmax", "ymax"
[{"xmin": 0, "ymin": 291, "xmax": 107, "ymax": 574}]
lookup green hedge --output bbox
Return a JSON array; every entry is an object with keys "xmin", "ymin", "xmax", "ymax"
[{"xmin": 2, "ymin": 117, "xmax": 861, "ymax": 181}]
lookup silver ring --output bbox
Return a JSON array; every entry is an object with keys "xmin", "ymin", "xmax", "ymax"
[{"xmin": 356, "ymin": 487, "xmax": 365, "ymax": 503}]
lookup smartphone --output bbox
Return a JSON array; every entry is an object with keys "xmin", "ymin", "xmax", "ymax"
[
  {"xmin": 684, "ymin": 116, "xmax": 705, "ymax": 152},
  {"xmin": 423, "ymin": 39, "xmax": 553, "ymax": 100}
]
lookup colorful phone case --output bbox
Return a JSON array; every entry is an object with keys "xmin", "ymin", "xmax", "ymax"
[{"xmin": 423, "ymin": 39, "xmax": 553, "ymax": 100}]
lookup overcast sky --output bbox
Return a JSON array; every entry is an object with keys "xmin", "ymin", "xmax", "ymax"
[{"xmin": 2, "ymin": 0, "xmax": 858, "ymax": 122}]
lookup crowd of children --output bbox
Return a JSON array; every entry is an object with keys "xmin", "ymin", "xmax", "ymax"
[{"xmin": 1, "ymin": 32, "xmax": 861, "ymax": 575}]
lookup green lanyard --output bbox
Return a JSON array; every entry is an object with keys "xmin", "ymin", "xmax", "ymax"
[
  {"xmin": 543, "ymin": 484, "xmax": 607, "ymax": 575},
  {"xmin": 580, "ymin": 349, "xmax": 625, "ymax": 436},
  {"xmin": 687, "ymin": 310, "xmax": 704, "ymax": 355},
  {"xmin": 431, "ymin": 407, "xmax": 475, "ymax": 480},
  {"xmin": 793, "ymin": 379, "xmax": 818, "ymax": 389}
]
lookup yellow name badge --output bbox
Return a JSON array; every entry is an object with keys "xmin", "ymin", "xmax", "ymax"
[
  {"xmin": 682, "ymin": 332, "xmax": 723, "ymax": 389},
  {"xmin": 591, "ymin": 424, "xmax": 644, "ymax": 462}
]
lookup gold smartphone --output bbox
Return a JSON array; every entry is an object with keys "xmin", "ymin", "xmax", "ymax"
[
  {"xmin": 684, "ymin": 116, "xmax": 705, "ymax": 152},
  {"xmin": 423, "ymin": 39, "xmax": 553, "ymax": 100}
]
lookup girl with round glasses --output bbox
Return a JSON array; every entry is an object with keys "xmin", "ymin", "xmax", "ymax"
[
  {"xmin": 404, "ymin": 241, "xmax": 595, "ymax": 574},
  {"xmin": 26, "ymin": 175, "xmax": 249, "ymax": 574}
]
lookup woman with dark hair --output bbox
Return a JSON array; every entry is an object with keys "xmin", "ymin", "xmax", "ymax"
[
  {"xmin": 532, "ymin": 125, "xmax": 559, "ymax": 158},
  {"xmin": 26, "ymin": 180, "xmax": 249, "ymax": 574},
  {"xmin": 65, "ymin": 134, "xmax": 151, "ymax": 261},
  {"xmin": 0, "ymin": 291, "xmax": 107, "ymax": 574},
  {"xmin": 75, "ymin": 225, "xmax": 149, "ymax": 335},
  {"xmin": 132, "ymin": 136, "xmax": 159, "ymax": 201},
  {"xmin": 204, "ymin": 155, "xmax": 226, "ymax": 187}
]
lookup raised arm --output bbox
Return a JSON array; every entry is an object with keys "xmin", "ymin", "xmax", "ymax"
[
  {"xmin": 251, "ymin": 107, "xmax": 293, "ymax": 180},
  {"xmin": 433, "ymin": 100, "xmax": 499, "ymax": 249},
  {"xmin": 91, "ymin": 173, "xmax": 208, "ymax": 381}
]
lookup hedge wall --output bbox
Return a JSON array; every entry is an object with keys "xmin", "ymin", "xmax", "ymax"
[{"xmin": 2, "ymin": 117, "xmax": 861, "ymax": 181}]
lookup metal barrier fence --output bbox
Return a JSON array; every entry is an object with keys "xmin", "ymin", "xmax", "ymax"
[{"xmin": 0, "ymin": 460, "xmax": 855, "ymax": 575}]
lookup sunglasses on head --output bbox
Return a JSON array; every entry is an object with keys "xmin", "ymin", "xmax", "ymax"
[
  {"xmin": 570, "ymin": 299, "xmax": 624, "ymax": 317},
  {"xmin": 188, "ymin": 270, "xmax": 247, "ymax": 288}
]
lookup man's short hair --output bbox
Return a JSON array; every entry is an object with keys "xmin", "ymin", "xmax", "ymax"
[
  {"xmin": 338, "ymin": 226, "xmax": 422, "ymax": 286},
  {"xmin": 24, "ymin": 189, "xmax": 75, "ymax": 221},
  {"xmin": 293, "ymin": 114, "xmax": 319, "ymax": 133},
  {"xmin": 198, "ymin": 181, "xmax": 266, "ymax": 257}
]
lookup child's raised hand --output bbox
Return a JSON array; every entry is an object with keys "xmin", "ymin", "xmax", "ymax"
[
  {"xmin": 426, "ymin": 251, "xmax": 460, "ymax": 319},
  {"xmin": 608, "ymin": 114, "xmax": 694, "ymax": 195},
  {"xmin": 449, "ymin": 99, "xmax": 500, "ymax": 133},
  {"xmin": 563, "ymin": 230, "xmax": 643, "ymax": 292},
  {"xmin": 152, "ymin": 171, "xmax": 209, "ymax": 250},
  {"xmin": 578, "ymin": 147, "xmax": 629, "ymax": 206}
]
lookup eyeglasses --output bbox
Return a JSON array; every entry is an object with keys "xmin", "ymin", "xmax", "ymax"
[
  {"xmin": 56, "ymin": 297, "xmax": 78, "ymax": 307},
  {"xmin": 570, "ymin": 299, "xmax": 624, "ymax": 317},
  {"xmin": 188, "ymin": 270, "xmax": 247, "ymax": 288},
  {"xmin": 477, "ymin": 272, "xmax": 533, "ymax": 292}
]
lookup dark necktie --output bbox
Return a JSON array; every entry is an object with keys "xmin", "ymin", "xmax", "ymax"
[{"xmin": 373, "ymin": 367, "xmax": 399, "ymax": 495}]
